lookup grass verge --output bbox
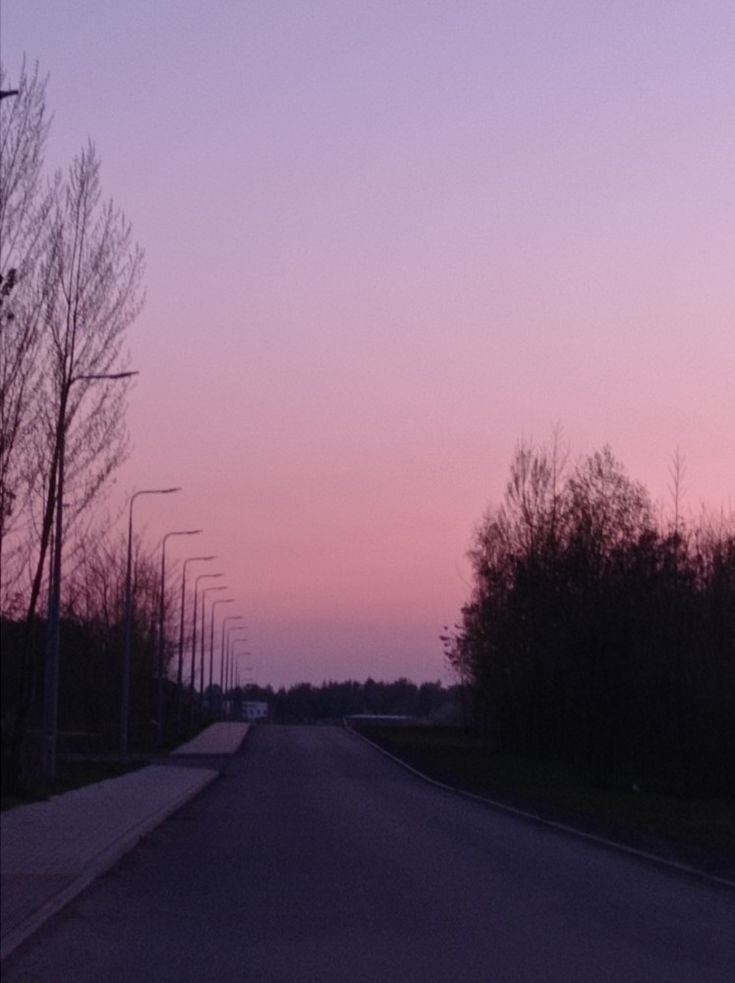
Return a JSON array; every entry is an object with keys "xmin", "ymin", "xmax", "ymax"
[
  {"xmin": 354, "ymin": 724, "xmax": 735, "ymax": 879},
  {"xmin": 1, "ymin": 757, "xmax": 149, "ymax": 812}
]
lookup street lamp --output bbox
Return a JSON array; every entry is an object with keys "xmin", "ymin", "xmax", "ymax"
[
  {"xmin": 222, "ymin": 625, "xmax": 247, "ymax": 724},
  {"xmin": 224, "ymin": 627, "xmax": 247, "ymax": 717},
  {"xmin": 233, "ymin": 651, "xmax": 252, "ymax": 686},
  {"xmin": 199, "ymin": 584, "xmax": 226, "ymax": 701},
  {"xmin": 189, "ymin": 572, "xmax": 222, "ymax": 726},
  {"xmin": 176, "ymin": 555, "xmax": 214, "ymax": 733},
  {"xmin": 219, "ymin": 616, "xmax": 244, "ymax": 718},
  {"xmin": 42, "ymin": 370, "xmax": 137, "ymax": 778},
  {"xmin": 208, "ymin": 598, "xmax": 233, "ymax": 707},
  {"xmin": 230, "ymin": 646, "xmax": 251, "ymax": 721},
  {"xmin": 156, "ymin": 529, "xmax": 201, "ymax": 745},
  {"xmin": 228, "ymin": 639, "xmax": 250, "ymax": 708},
  {"xmin": 120, "ymin": 485, "xmax": 181, "ymax": 755}
]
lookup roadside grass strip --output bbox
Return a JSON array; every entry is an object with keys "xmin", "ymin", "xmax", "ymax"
[{"xmin": 344, "ymin": 721, "xmax": 735, "ymax": 891}]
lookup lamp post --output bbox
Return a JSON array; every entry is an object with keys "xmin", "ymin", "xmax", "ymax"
[
  {"xmin": 176, "ymin": 555, "xmax": 214, "ymax": 733},
  {"xmin": 42, "ymin": 370, "xmax": 137, "ymax": 779},
  {"xmin": 224, "ymin": 628, "xmax": 247, "ymax": 718},
  {"xmin": 189, "ymin": 572, "xmax": 222, "ymax": 726},
  {"xmin": 156, "ymin": 529, "xmax": 201, "ymax": 745},
  {"xmin": 208, "ymin": 598, "xmax": 233, "ymax": 711},
  {"xmin": 199, "ymin": 585, "xmax": 226, "ymax": 704},
  {"xmin": 229, "ymin": 640, "xmax": 250, "ymax": 690},
  {"xmin": 120, "ymin": 485, "xmax": 180, "ymax": 756},
  {"xmin": 230, "ymin": 646, "xmax": 251, "ymax": 721},
  {"xmin": 229, "ymin": 640, "xmax": 249, "ymax": 694},
  {"xmin": 219, "ymin": 616, "xmax": 244, "ymax": 718},
  {"xmin": 233, "ymin": 650, "xmax": 252, "ymax": 690}
]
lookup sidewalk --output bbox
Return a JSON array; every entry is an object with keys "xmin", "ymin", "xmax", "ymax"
[
  {"xmin": 1, "ymin": 722, "xmax": 250, "ymax": 962},
  {"xmin": 171, "ymin": 721, "xmax": 251, "ymax": 756}
]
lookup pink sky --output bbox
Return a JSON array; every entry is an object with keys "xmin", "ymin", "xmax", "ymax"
[{"xmin": 4, "ymin": 1, "xmax": 734, "ymax": 687}]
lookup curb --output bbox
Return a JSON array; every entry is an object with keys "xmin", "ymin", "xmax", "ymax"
[
  {"xmin": 0, "ymin": 767, "xmax": 218, "ymax": 963},
  {"xmin": 171, "ymin": 722, "xmax": 251, "ymax": 757},
  {"xmin": 344, "ymin": 720, "xmax": 735, "ymax": 892}
]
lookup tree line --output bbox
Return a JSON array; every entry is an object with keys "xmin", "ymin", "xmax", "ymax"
[
  {"xmin": 1, "ymin": 506, "xmax": 260, "ymax": 768},
  {"xmin": 1, "ymin": 60, "xmax": 145, "ymax": 787},
  {"xmin": 243, "ymin": 678, "xmax": 457, "ymax": 724},
  {"xmin": 1, "ymin": 530, "xmax": 185, "ymax": 757},
  {"xmin": 444, "ymin": 438, "xmax": 734, "ymax": 796}
]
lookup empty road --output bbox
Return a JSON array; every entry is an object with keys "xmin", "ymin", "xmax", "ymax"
[{"xmin": 4, "ymin": 726, "xmax": 734, "ymax": 982}]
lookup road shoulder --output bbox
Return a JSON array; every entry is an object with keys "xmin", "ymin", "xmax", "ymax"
[{"xmin": 345, "ymin": 721, "xmax": 735, "ymax": 891}]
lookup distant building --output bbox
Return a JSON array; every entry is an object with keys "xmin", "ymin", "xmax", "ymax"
[{"xmin": 242, "ymin": 700, "xmax": 269, "ymax": 722}]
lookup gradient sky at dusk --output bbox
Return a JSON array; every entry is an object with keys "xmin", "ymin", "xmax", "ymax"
[{"xmin": 3, "ymin": 1, "xmax": 734, "ymax": 687}]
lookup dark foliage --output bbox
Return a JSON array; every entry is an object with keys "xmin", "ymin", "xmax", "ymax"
[
  {"xmin": 445, "ymin": 442, "xmax": 735, "ymax": 797},
  {"xmin": 235, "ymin": 678, "xmax": 456, "ymax": 724}
]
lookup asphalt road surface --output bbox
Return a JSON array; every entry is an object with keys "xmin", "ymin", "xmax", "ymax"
[{"xmin": 5, "ymin": 726, "xmax": 734, "ymax": 982}]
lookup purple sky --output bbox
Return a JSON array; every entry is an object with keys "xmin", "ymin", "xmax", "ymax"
[{"xmin": 4, "ymin": 1, "xmax": 734, "ymax": 687}]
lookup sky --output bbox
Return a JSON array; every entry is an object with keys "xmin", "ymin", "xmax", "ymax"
[{"xmin": 2, "ymin": 1, "xmax": 734, "ymax": 688}]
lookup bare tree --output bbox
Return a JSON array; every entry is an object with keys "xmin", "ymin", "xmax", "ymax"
[
  {"xmin": 4, "ymin": 142, "xmax": 144, "ymax": 790},
  {"xmin": 0, "ymin": 60, "xmax": 53, "ymax": 611},
  {"xmin": 668, "ymin": 446, "xmax": 687, "ymax": 538},
  {"xmin": 22, "ymin": 142, "xmax": 144, "ymax": 621}
]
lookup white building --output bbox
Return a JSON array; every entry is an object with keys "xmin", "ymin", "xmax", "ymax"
[{"xmin": 242, "ymin": 701, "xmax": 269, "ymax": 722}]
